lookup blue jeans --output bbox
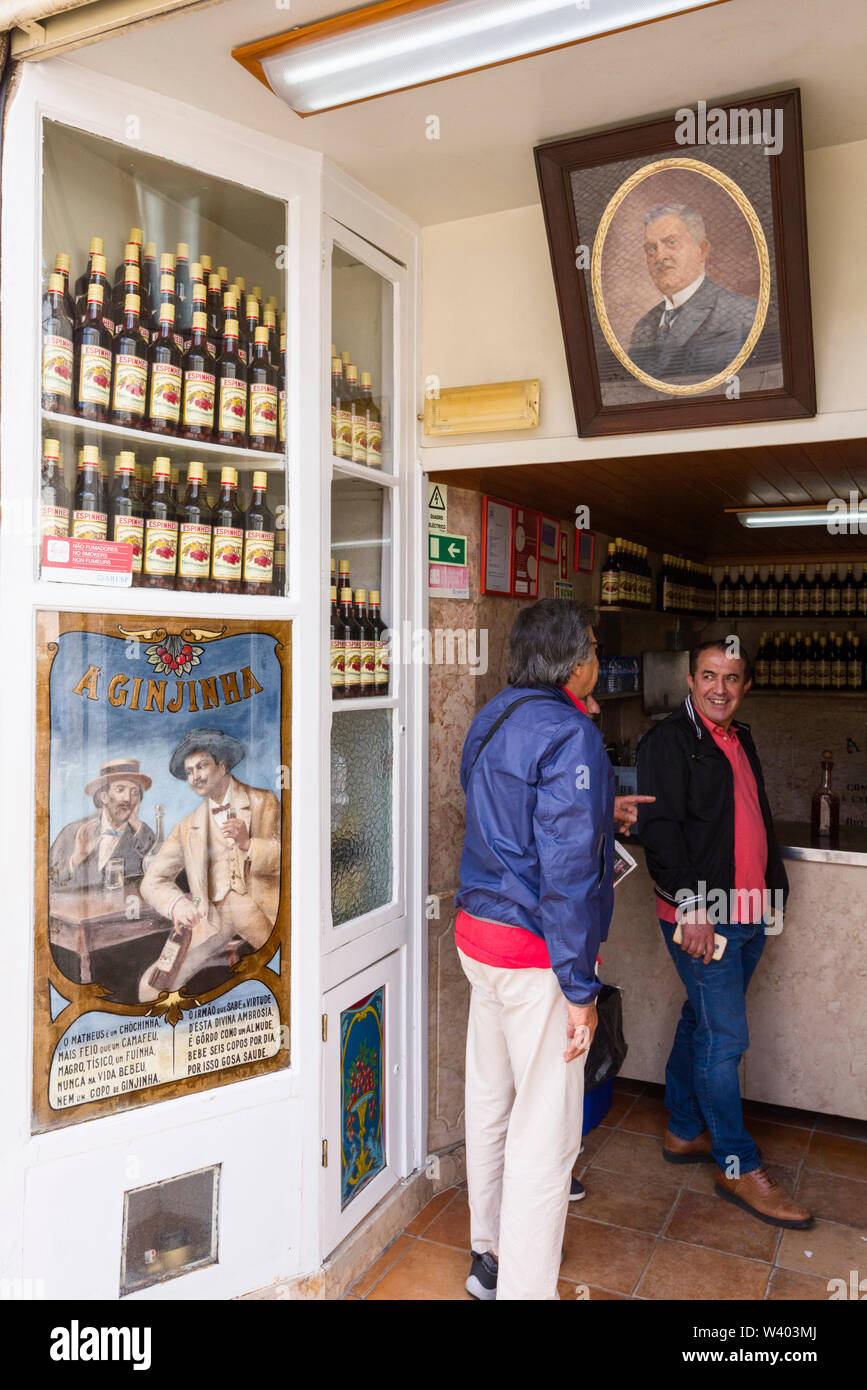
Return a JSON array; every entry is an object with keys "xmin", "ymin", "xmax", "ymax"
[{"xmin": 659, "ymin": 917, "xmax": 765, "ymax": 1174}]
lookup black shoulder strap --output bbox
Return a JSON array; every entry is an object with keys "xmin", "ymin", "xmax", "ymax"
[{"xmin": 469, "ymin": 694, "xmax": 565, "ymax": 775}]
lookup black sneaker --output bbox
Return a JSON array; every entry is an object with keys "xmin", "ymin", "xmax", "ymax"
[
  {"xmin": 570, "ymin": 1177, "xmax": 586, "ymax": 1201},
  {"xmin": 466, "ymin": 1250, "xmax": 498, "ymax": 1300}
]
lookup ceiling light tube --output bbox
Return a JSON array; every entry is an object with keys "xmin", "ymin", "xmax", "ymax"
[
  {"xmin": 729, "ymin": 506, "xmax": 865, "ymax": 529},
  {"xmin": 233, "ymin": 0, "xmax": 729, "ymax": 116}
]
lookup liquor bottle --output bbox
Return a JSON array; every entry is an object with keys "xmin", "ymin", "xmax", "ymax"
[
  {"xmin": 73, "ymin": 236, "xmax": 104, "ymax": 309},
  {"xmin": 717, "ymin": 565, "xmax": 733, "ymax": 618},
  {"xmin": 211, "ymin": 466, "xmax": 245, "ymax": 593},
  {"xmin": 181, "ymin": 310, "xmax": 216, "ymax": 441},
  {"xmin": 807, "ymin": 631, "xmax": 821, "ymax": 689},
  {"xmin": 824, "ymin": 564, "xmax": 842, "ymax": 618},
  {"xmin": 816, "ymin": 636, "xmax": 831, "ymax": 690},
  {"xmin": 273, "ymin": 518, "xmax": 286, "ymax": 596},
  {"xmin": 72, "ymin": 444, "xmax": 107, "ymax": 539},
  {"xmin": 264, "ymin": 306, "xmax": 279, "ymax": 364},
  {"xmin": 142, "ymin": 242, "xmax": 159, "ymax": 324},
  {"xmin": 793, "ymin": 562, "xmax": 810, "ymax": 618},
  {"xmin": 53, "ymin": 251, "xmax": 76, "ymax": 324},
  {"xmin": 600, "ymin": 541, "xmax": 618, "ymax": 606},
  {"xmin": 151, "ymin": 269, "xmax": 176, "ymax": 338},
  {"xmin": 277, "ymin": 330, "xmax": 287, "ymax": 449},
  {"xmin": 360, "ymin": 373, "xmax": 381, "ymax": 469},
  {"xmin": 146, "ymin": 303, "xmax": 183, "ymax": 434},
  {"xmin": 732, "ymin": 565, "xmax": 748, "ymax": 617},
  {"xmin": 777, "ymin": 563, "xmax": 794, "ymax": 617},
  {"xmin": 354, "ymin": 589, "xmax": 376, "ymax": 697},
  {"xmin": 338, "ymin": 586, "xmax": 362, "ymax": 697},
  {"xmin": 331, "ymin": 356, "xmax": 350, "ymax": 459},
  {"xmin": 221, "ymin": 291, "xmax": 244, "ymax": 362},
  {"xmin": 747, "ymin": 566, "xmax": 763, "ymax": 618},
  {"xmin": 174, "ymin": 242, "xmax": 192, "ymax": 337},
  {"xmin": 77, "ymin": 252, "xmax": 113, "ymax": 336},
  {"xmin": 242, "ymin": 471, "xmax": 276, "ymax": 594},
  {"xmin": 177, "ymin": 461, "xmax": 213, "ymax": 593},
  {"xmin": 796, "ymin": 631, "xmax": 811, "ymax": 691},
  {"xmin": 809, "ymin": 564, "xmax": 826, "ymax": 618},
  {"xmin": 40, "ymin": 438, "xmax": 70, "ymax": 539},
  {"xmin": 248, "ymin": 328, "xmax": 278, "ymax": 451},
  {"xmin": 762, "ymin": 565, "xmax": 778, "ymax": 618},
  {"xmin": 784, "ymin": 635, "xmax": 800, "ymax": 690},
  {"xmin": 110, "ymin": 293, "xmax": 149, "ymax": 428},
  {"xmin": 858, "ymin": 567, "xmax": 867, "ymax": 620},
  {"xmin": 206, "ymin": 273, "xmax": 223, "ymax": 353},
  {"xmin": 42, "ymin": 272, "xmax": 74, "ymax": 414},
  {"xmin": 810, "ymin": 750, "xmax": 840, "ymax": 845},
  {"xmin": 338, "ymin": 559, "xmax": 351, "ymax": 595},
  {"xmin": 111, "ymin": 227, "xmax": 143, "ymax": 292},
  {"xmin": 111, "ymin": 242, "xmax": 142, "ymax": 326},
  {"xmin": 657, "ymin": 553, "xmax": 669, "ymax": 611},
  {"xmin": 330, "ymin": 585, "xmax": 344, "ymax": 698},
  {"xmin": 753, "ymin": 633, "xmax": 769, "ymax": 689},
  {"xmin": 847, "ymin": 633, "xmax": 863, "ymax": 691},
  {"xmin": 841, "ymin": 565, "xmax": 857, "ymax": 619},
  {"xmin": 73, "ymin": 279, "xmax": 113, "ymax": 423},
  {"xmin": 142, "ymin": 457, "xmax": 178, "ymax": 589},
  {"xmin": 109, "ymin": 451, "xmax": 144, "ymax": 584},
  {"xmin": 199, "ymin": 253, "xmax": 213, "ymax": 281},
  {"xmin": 368, "ymin": 589, "xmax": 389, "ymax": 694},
  {"xmin": 215, "ymin": 319, "xmax": 248, "ymax": 447},
  {"xmin": 831, "ymin": 636, "xmax": 847, "ymax": 690},
  {"xmin": 217, "ymin": 265, "xmax": 229, "ymax": 294},
  {"xmin": 244, "ymin": 294, "xmax": 261, "ymax": 357},
  {"xmin": 769, "ymin": 636, "xmax": 784, "ymax": 690},
  {"xmin": 186, "ymin": 277, "xmax": 207, "ymax": 352}
]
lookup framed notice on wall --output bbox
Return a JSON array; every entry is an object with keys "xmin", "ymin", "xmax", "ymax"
[
  {"xmin": 574, "ymin": 528, "xmax": 596, "ymax": 573},
  {"xmin": 512, "ymin": 508, "xmax": 540, "ymax": 598},
  {"xmin": 33, "ymin": 611, "xmax": 291, "ymax": 1132},
  {"xmin": 539, "ymin": 515, "xmax": 560, "ymax": 564},
  {"xmin": 481, "ymin": 496, "xmax": 515, "ymax": 595}
]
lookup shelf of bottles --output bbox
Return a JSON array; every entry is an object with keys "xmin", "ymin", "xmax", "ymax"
[
  {"xmin": 599, "ymin": 539, "xmax": 716, "ymax": 616},
  {"xmin": 752, "ymin": 629, "xmax": 865, "ymax": 693},
  {"xmin": 717, "ymin": 562, "xmax": 867, "ymax": 624},
  {"xmin": 39, "ymin": 120, "xmax": 287, "ymax": 596},
  {"xmin": 330, "ymin": 247, "xmax": 392, "ymax": 478}
]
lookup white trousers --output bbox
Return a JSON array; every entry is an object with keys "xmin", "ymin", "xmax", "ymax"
[{"xmin": 458, "ymin": 949, "xmax": 585, "ymax": 1300}]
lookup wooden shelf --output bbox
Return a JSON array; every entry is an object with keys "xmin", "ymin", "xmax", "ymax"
[
  {"xmin": 598, "ymin": 606, "xmax": 707, "ymax": 618},
  {"xmin": 595, "ymin": 690, "xmax": 642, "ymax": 702},
  {"xmin": 749, "ymin": 689, "xmax": 867, "ymax": 698},
  {"xmin": 719, "ymin": 613, "xmax": 866, "ymax": 624}
]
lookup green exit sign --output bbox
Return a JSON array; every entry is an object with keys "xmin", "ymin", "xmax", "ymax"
[{"xmin": 428, "ymin": 533, "xmax": 467, "ymax": 566}]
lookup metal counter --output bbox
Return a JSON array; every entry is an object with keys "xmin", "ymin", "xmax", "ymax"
[{"xmin": 774, "ymin": 820, "xmax": 867, "ymax": 867}]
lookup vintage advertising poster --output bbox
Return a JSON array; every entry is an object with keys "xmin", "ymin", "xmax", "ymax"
[{"xmin": 33, "ymin": 611, "xmax": 291, "ymax": 1132}]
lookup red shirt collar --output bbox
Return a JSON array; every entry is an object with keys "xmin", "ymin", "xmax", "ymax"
[
  {"xmin": 561, "ymin": 687, "xmax": 588, "ymax": 714},
  {"xmin": 696, "ymin": 707, "xmax": 738, "ymax": 741}
]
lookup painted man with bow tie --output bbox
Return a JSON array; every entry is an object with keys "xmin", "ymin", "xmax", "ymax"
[
  {"xmin": 49, "ymin": 758, "xmax": 156, "ymax": 890},
  {"xmin": 139, "ymin": 728, "xmax": 281, "ymax": 1000}
]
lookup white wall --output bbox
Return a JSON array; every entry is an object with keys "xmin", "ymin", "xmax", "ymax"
[{"xmin": 420, "ymin": 139, "xmax": 867, "ymax": 465}]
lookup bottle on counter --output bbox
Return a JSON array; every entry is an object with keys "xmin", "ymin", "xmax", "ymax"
[
  {"xmin": 831, "ymin": 635, "xmax": 847, "ymax": 690},
  {"xmin": 825, "ymin": 564, "xmax": 842, "ymax": 618},
  {"xmin": 142, "ymin": 456, "xmax": 178, "ymax": 589},
  {"xmin": 40, "ymin": 438, "xmax": 70, "ymax": 540},
  {"xmin": 769, "ymin": 635, "xmax": 785, "ymax": 689},
  {"xmin": 717, "ymin": 566, "xmax": 733, "ymax": 618},
  {"xmin": 753, "ymin": 633, "xmax": 770, "ymax": 689},
  {"xmin": 242, "ymin": 471, "xmax": 276, "ymax": 594},
  {"xmin": 176, "ymin": 461, "xmax": 213, "ymax": 593},
  {"xmin": 810, "ymin": 749, "xmax": 840, "ymax": 845},
  {"xmin": 841, "ymin": 565, "xmax": 857, "ymax": 619},
  {"xmin": 248, "ymin": 328, "xmax": 278, "ymax": 451},
  {"xmin": 73, "ymin": 277, "xmax": 113, "ymax": 423},
  {"xmin": 181, "ymin": 310, "xmax": 217, "ymax": 441},
  {"xmin": 109, "ymin": 450, "xmax": 144, "ymax": 583},
  {"xmin": 72, "ymin": 444, "xmax": 107, "ymax": 539},
  {"xmin": 42, "ymin": 272, "xmax": 75, "ymax": 414},
  {"xmin": 847, "ymin": 633, "xmax": 863, "ymax": 690},
  {"xmin": 210, "ymin": 466, "xmax": 244, "ymax": 593},
  {"xmin": 146, "ymin": 303, "xmax": 183, "ymax": 434},
  {"xmin": 747, "ymin": 566, "xmax": 763, "ymax": 618}
]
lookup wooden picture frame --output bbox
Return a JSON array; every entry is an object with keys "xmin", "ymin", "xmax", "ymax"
[
  {"xmin": 574, "ymin": 528, "xmax": 596, "ymax": 573},
  {"xmin": 539, "ymin": 515, "xmax": 561, "ymax": 564},
  {"xmin": 480, "ymin": 495, "xmax": 515, "ymax": 595},
  {"xmin": 535, "ymin": 88, "xmax": 815, "ymax": 437}
]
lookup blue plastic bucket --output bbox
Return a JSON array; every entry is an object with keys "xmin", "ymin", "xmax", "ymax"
[{"xmin": 582, "ymin": 1076, "xmax": 614, "ymax": 1135}]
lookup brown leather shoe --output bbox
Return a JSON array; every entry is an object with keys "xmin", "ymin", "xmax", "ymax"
[
  {"xmin": 662, "ymin": 1129, "xmax": 715, "ymax": 1164},
  {"xmin": 715, "ymin": 1166, "xmax": 813, "ymax": 1228}
]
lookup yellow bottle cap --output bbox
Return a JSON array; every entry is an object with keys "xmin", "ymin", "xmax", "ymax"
[
  {"xmin": 48, "ymin": 273, "xmax": 65, "ymax": 292},
  {"xmin": 124, "ymin": 293, "xmax": 140, "ymax": 312},
  {"xmin": 176, "ymin": 242, "xmax": 190, "ymax": 259},
  {"xmin": 124, "ymin": 265, "xmax": 141, "ymax": 283},
  {"xmin": 223, "ymin": 291, "xmax": 237, "ymax": 309},
  {"xmin": 116, "ymin": 451, "xmax": 135, "ymax": 472},
  {"xmin": 355, "ymin": 589, "xmax": 367, "ymax": 603},
  {"xmin": 218, "ymin": 265, "xmax": 228, "ymax": 281},
  {"xmin": 187, "ymin": 461, "xmax": 204, "ymax": 481},
  {"xmin": 144, "ymin": 241, "xmax": 156, "ymax": 257},
  {"xmin": 191, "ymin": 262, "xmax": 202, "ymax": 281},
  {"xmin": 339, "ymin": 587, "xmax": 352, "ymax": 601},
  {"xmin": 264, "ymin": 308, "xmax": 276, "ymax": 326},
  {"xmin": 192, "ymin": 310, "xmax": 208, "ymax": 330},
  {"xmin": 160, "ymin": 273, "xmax": 175, "ymax": 292},
  {"xmin": 252, "ymin": 471, "xmax": 267, "ymax": 488},
  {"xmin": 220, "ymin": 466, "xmax": 234, "ymax": 484},
  {"xmin": 346, "ymin": 365, "xmax": 358, "ymax": 381},
  {"xmin": 361, "ymin": 371, "xmax": 372, "ymax": 386},
  {"xmin": 255, "ymin": 327, "xmax": 268, "ymax": 344},
  {"xmin": 89, "ymin": 237, "xmax": 104, "ymax": 253},
  {"xmin": 129, "ymin": 227, "xmax": 143, "ymax": 244},
  {"xmin": 43, "ymin": 438, "xmax": 61, "ymax": 459},
  {"xmin": 332, "ymin": 357, "xmax": 343, "ymax": 372},
  {"xmin": 200, "ymin": 254, "xmax": 212, "ymax": 270},
  {"xmin": 246, "ymin": 296, "xmax": 259, "ymax": 316},
  {"xmin": 160, "ymin": 303, "xmax": 176, "ymax": 322},
  {"xmin": 81, "ymin": 445, "xmax": 99, "ymax": 465},
  {"xmin": 160, "ymin": 253, "xmax": 175, "ymax": 270},
  {"xmin": 54, "ymin": 252, "xmax": 70, "ymax": 271},
  {"xmin": 91, "ymin": 254, "xmax": 107, "ymax": 274},
  {"xmin": 369, "ymin": 590, "xmax": 380, "ymax": 603},
  {"xmin": 208, "ymin": 273, "xmax": 221, "ymax": 289},
  {"xmin": 153, "ymin": 457, "xmax": 171, "ymax": 477},
  {"xmin": 87, "ymin": 283, "xmax": 104, "ymax": 303},
  {"xmin": 252, "ymin": 286, "xmax": 262, "ymax": 299},
  {"xmin": 236, "ymin": 276, "xmax": 246, "ymax": 291}
]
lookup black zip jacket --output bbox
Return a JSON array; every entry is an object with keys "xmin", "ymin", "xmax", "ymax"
[{"xmin": 635, "ymin": 695, "xmax": 788, "ymax": 922}]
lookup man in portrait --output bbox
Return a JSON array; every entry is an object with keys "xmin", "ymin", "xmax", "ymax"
[
  {"xmin": 49, "ymin": 758, "xmax": 155, "ymax": 890},
  {"xmin": 627, "ymin": 203, "xmax": 758, "ymax": 382},
  {"xmin": 139, "ymin": 727, "xmax": 281, "ymax": 1000}
]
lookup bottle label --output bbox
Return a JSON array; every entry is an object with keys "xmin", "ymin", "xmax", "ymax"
[
  {"xmin": 601, "ymin": 572, "xmax": 618, "ymax": 603},
  {"xmin": 113, "ymin": 514, "xmax": 144, "ymax": 572},
  {"xmin": 144, "ymin": 518, "xmax": 178, "ymax": 575},
  {"xmin": 754, "ymin": 660, "xmax": 769, "ymax": 686},
  {"xmin": 336, "ymin": 407, "xmax": 352, "ymax": 459},
  {"xmin": 794, "ymin": 594, "xmax": 808, "ymax": 616},
  {"xmin": 848, "ymin": 662, "xmax": 863, "ymax": 689},
  {"xmin": 785, "ymin": 660, "xmax": 799, "ymax": 685},
  {"xmin": 344, "ymin": 638, "xmax": 361, "ymax": 687},
  {"xmin": 150, "ymin": 362, "xmax": 182, "ymax": 421},
  {"xmin": 153, "ymin": 936, "xmax": 181, "ymax": 973},
  {"xmin": 330, "ymin": 640, "xmax": 345, "ymax": 688},
  {"xmin": 182, "ymin": 370, "xmax": 215, "ymax": 427},
  {"xmin": 718, "ymin": 593, "xmax": 732, "ymax": 616},
  {"xmin": 825, "ymin": 592, "xmax": 841, "ymax": 615},
  {"xmin": 249, "ymin": 383, "xmax": 277, "ymax": 439},
  {"xmin": 178, "ymin": 522, "xmax": 212, "ymax": 577},
  {"xmin": 374, "ymin": 639, "xmax": 389, "ymax": 687},
  {"xmin": 78, "ymin": 344, "xmax": 112, "ymax": 406},
  {"xmin": 351, "ymin": 410, "xmax": 367, "ymax": 464},
  {"xmin": 809, "ymin": 594, "xmax": 824, "ymax": 615},
  {"xmin": 279, "ymin": 388, "xmax": 286, "ymax": 443},
  {"xmin": 842, "ymin": 590, "xmax": 856, "ymax": 615},
  {"xmin": 778, "ymin": 591, "xmax": 793, "ymax": 615},
  {"xmin": 71, "ymin": 509, "xmax": 108, "ymax": 540},
  {"xmin": 43, "ymin": 334, "xmax": 73, "ymax": 397},
  {"xmin": 243, "ymin": 529, "xmax": 274, "ymax": 583},
  {"xmin": 112, "ymin": 353, "xmax": 147, "ymax": 415},
  {"xmin": 212, "ymin": 525, "xmax": 243, "ymax": 580},
  {"xmin": 219, "ymin": 378, "xmax": 247, "ymax": 433},
  {"xmin": 41, "ymin": 504, "xmax": 69, "ymax": 538},
  {"xmin": 367, "ymin": 419, "xmax": 383, "ymax": 468},
  {"xmin": 770, "ymin": 659, "xmax": 784, "ymax": 685},
  {"xmin": 763, "ymin": 592, "xmax": 777, "ymax": 615},
  {"xmin": 360, "ymin": 640, "xmax": 375, "ymax": 687}
]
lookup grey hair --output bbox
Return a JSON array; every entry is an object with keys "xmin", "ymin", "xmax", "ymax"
[
  {"xmin": 507, "ymin": 599, "xmax": 597, "ymax": 688},
  {"xmin": 644, "ymin": 203, "xmax": 707, "ymax": 243}
]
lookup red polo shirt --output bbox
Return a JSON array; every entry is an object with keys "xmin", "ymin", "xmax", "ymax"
[
  {"xmin": 455, "ymin": 689, "xmax": 588, "ymax": 969},
  {"xmin": 657, "ymin": 709, "xmax": 768, "ymax": 925}
]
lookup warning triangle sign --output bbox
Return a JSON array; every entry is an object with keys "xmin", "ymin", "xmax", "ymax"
[{"xmin": 429, "ymin": 485, "xmax": 446, "ymax": 511}]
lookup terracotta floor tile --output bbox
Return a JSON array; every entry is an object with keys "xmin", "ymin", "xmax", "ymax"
[
  {"xmin": 349, "ymin": 1234, "xmax": 415, "ymax": 1297},
  {"xmin": 403, "ymin": 1187, "xmax": 459, "ymax": 1237},
  {"xmin": 745, "ymin": 1118, "xmax": 812, "ymax": 1167},
  {"xmin": 575, "ymin": 1124, "xmax": 614, "ymax": 1168},
  {"xmin": 573, "ymin": 1167, "xmax": 680, "ymax": 1234},
  {"xmin": 613, "ymin": 1077, "xmax": 645, "ymax": 1096},
  {"xmin": 366, "ymin": 1239, "xmax": 472, "ymax": 1300},
  {"xmin": 685, "ymin": 1160, "xmax": 796, "ymax": 1197},
  {"xmin": 560, "ymin": 1213, "xmax": 656, "ymax": 1294},
  {"xmin": 806, "ymin": 1131, "xmax": 867, "ymax": 1182},
  {"xmin": 636, "ymin": 1240, "xmax": 771, "ymax": 1300},
  {"xmin": 742, "ymin": 1099, "xmax": 817, "ymax": 1130},
  {"xmin": 795, "ymin": 1169, "xmax": 867, "ymax": 1230},
  {"xmin": 587, "ymin": 1128, "xmax": 677, "ymax": 1184},
  {"xmin": 776, "ymin": 1218, "xmax": 867, "ymax": 1282},
  {"xmin": 642, "ymin": 1080, "xmax": 667, "ymax": 1099},
  {"xmin": 665, "ymin": 1188, "xmax": 778, "ymax": 1262},
  {"xmin": 812, "ymin": 1112, "xmax": 867, "ymax": 1143},
  {"xmin": 618, "ymin": 1094, "xmax": 670, "ymax": 1139},
  {"xmin": 766, "ymin": 1268, "xmax": 837, "ymax": 1301},
  {"xmin": 422, "ymin": 1191, "xmax": 471, "ymax": 1251},
  {"xmin": 598, "ymin": 1090, "xmax": 637, "ymax": 1128}
]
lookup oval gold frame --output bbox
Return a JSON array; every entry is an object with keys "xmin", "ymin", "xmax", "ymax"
[{"xmin": 590, "ymin": 157, "xmax": 771, "ymax": 397}]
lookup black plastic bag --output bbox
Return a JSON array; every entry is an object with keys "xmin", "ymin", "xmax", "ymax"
[{"xmin": 584, "ymin": 984, "xmax": 627, "ymax": 1092}]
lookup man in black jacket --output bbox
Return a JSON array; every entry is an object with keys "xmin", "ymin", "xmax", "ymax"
[{"xmin": 637, "ymin": 639, "xmax": 812, "ymax": 1229}]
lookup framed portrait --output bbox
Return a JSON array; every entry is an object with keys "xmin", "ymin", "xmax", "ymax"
[
  {"xmin": 535, "ymin": 89, "xmax": 815, "ymax": 436},
  {"xmin": 539, "ymin": 515, "xmax": 560, "ymax": 564},
  {"xmin": 33, "ymin": 611, "xmax": 291, "ymax": 1132},
  {"xmin": 481, "ymin": 496, "xmax": 515, "ymax": 595},
  {"xmin": 574, "ymin": 528, "xmax": 596, "ymax": 573},
  {"xmin": 512, "ymin": 507, "xmax": 540, "ymax": 599}
]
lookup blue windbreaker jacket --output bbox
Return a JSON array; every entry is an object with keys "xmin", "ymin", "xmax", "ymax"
[{"xmin": 455, "ymin": 684, "xmax": 615, "ymax": 1004}]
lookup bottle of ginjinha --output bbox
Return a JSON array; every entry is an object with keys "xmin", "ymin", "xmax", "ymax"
[
  {"xmin": 42, "ymin": 272, "xmax": 74, "ymax": 414},
  {"xmin": 73, "ymin": 236, "xmax": 105, "ymax": 317},
  {"xmin": 339, "ymin": 586, "xmax": 362, "ymax": 697},
  {"xmin": 181, "ymin": 310, "xmax": 216, "ymax": 441},
  {"xmin": 110, "ymin": 293, "xmax": 149, "ymax": 429},
  {"xmin": 242, "ymin": 471, "xmax": 276, "ymax": 594},
  {"xmin": 147, "ymin": 303, "xmax": 183, "ymax": 435},
  {"xmin": 211, "ymin": 465, "xmax": 244, "ymax": 593},
  {"xmin": 177, "ymin": 461, "xmax": 213, "ymax": 593},
  {"xmin": 247, "ymin": 327, "xmax": 278, "ymax": 451},
  {"xmin": 215, "ymin": 320, "xmax": 248, "ymax": 447},
  {"xmin": 40, "ymin": 437, "xmax": 70, "ymax": 540},
  {"xmin": 109, "ymin": 451, "xmax": 144, "ymax": 585},
  {"xmin": 277, "ymin": 330, "xmax": 287, "ymax": 450},
  {"xmin": 53, "ymin": 251, "xmax": 76, "ymax": 325},
  {"xmin": 141, "ymin": 456, "xmax": 178, "ymax": 590},
  {"xmin": 330, "ymin": 585, "xmax": 344, "ymax": 698},
  {"xmin": 73, "ymin": 280, "xmax": 113, "ymax": 423},
  {"xmin": 273, "ymin": 518, "xmax": 286, "ymax": 597},
  {"xmin": 72, "ymin": 444, "xmax": 108, "ymax": 540},
  {"xmin": 368, "ymin": 589, "xmax": 389, "ymax": 695}
]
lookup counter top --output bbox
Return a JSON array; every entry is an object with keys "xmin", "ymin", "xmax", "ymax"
[{"xmin": 774, "ymin": 820, "xmax": 867, "ymax": 866}]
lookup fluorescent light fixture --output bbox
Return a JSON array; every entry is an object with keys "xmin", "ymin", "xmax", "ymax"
[
  {"xmin": 729, "ymin": 505, "xmax": 865, "ymax": 529},
  {"xmin": 233, "ymin": 0, "xmax": 729, "ymax": 116}
]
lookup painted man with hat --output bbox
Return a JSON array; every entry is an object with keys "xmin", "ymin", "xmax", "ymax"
[
  {"xmin": 139, "ymin": 728, "xmax": 280, "ymax": 1000},
  {"xmin": 49, "ymin": 758, "xmax": 156, "ymax": 890}
]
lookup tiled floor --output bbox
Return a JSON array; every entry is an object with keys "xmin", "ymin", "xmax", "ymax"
[{"xmin": 345, "ymin": 1079, "xmax": 867, "ymax": 1300}]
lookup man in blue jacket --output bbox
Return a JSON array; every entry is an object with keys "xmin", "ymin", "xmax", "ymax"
[{"xmin": 456, "ymin": 599, "xmax": 643, "ymax": 1301}]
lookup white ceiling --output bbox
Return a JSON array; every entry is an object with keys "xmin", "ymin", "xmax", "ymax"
[{"xmin": 67, "ymin": 0, "xmax": 867, "ymax": 227}]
